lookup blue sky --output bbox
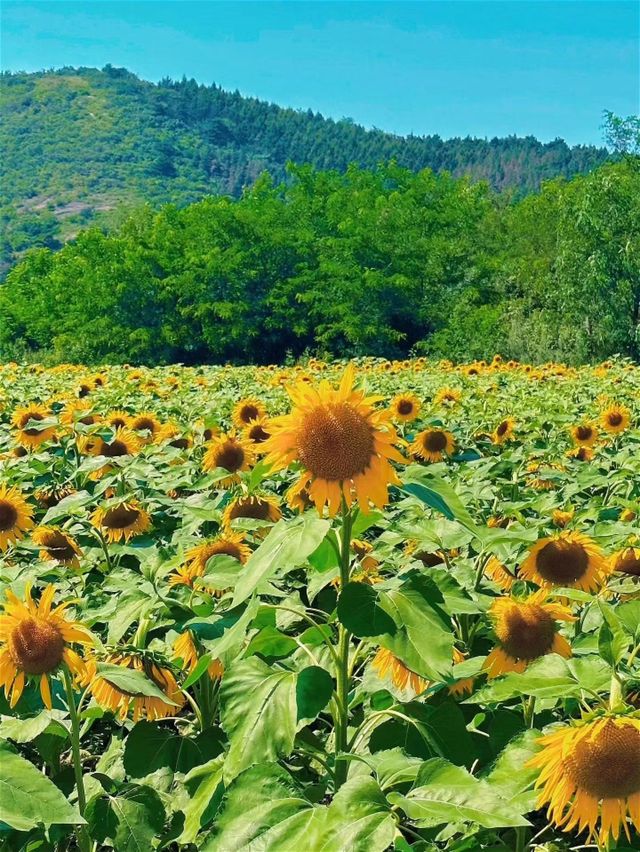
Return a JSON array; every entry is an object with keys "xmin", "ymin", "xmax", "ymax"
[{"xmin": 1, "ymin": 1, "xmax": 638, "ymax": 145}]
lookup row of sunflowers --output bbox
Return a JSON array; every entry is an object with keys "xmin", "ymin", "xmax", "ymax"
[{"xmin": 0, "ymin": 356, "xmax": 639, "ymax": 851}]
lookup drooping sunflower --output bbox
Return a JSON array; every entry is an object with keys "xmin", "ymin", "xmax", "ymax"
[
  {"xmin": 243, "ymin": 417, "xmax": 272, "ymax": 450},
  {"xmin": 611, "ymin": 547, "xmax": 640, "ymax": 577},
  {"xmin": 86, "ymin": 652, "xmax": 184, "ymax": 721},
  {"xmin": 222, "ymin": 494, "xmax": 282, "ymax": 534},
  {"xmin": 528, "ymin": 715, "xmax": 640, "ymax": 844},
  {"xmin": 173, "ymin": 631, "xmax": 224, "ymax": 680},
  {"xmin": 484, "ymin": 555, "xmax": 515, "ymax": 592},
  {"xmin": 129, "ymin": 412, "xmax": 162, "ymax": 443},
  {"xmin": 492, "ymin": 417, "xmax": 516, "ymax": 445},
  {"xmin": 570, "ymin": 422, "xmax": 598, "ymax": 447},
  {"xmin": 389, "ymin": 393, "xmax": 421, "ymax": 424},
  {"xmin": 410, "ymin": 428, "xmax": 455, "ymax": 463},
  {"xmin": 203, "ymin": 433, "xmax": 255, "ymax": 486},
  {"xmin": 232, "ymin": 398, "xmax": 267, "ymax": 429},
  {"xmin": 12, "ymin": 403, "xmax": 57, "ymax": 449},
  {"xmin": 90, "ymin": 500, "xmax": 151, "ymax": 543},
  {"xmin": 519, "ymin": 530, "xmax": 609, "ymax": 592},
  {"xmin": 0, "ymin": 583, "xmax": 93, "ymax": 708},
  {"xmin": 600, "ymin": 403, "xmax": 631, "ymax": 435},
  {"xmin": 263, "ymin": 365, "xmax": 404, "ymax": 516},
  {"xmin": 373, "ymin": 646, "xmax": 473, "ymax": 698},
  {"xmin": 167, "ymin": 563, "xmax": 201, "ymax": 590},
  {"xmin": 32, "ymin": 526, "xmax": 82, "ymax": 567},
  {"xmin": 483, "ymin": 591, "xmax": 575, "ymax": 677},
  {"xmin": 0, "ymin": 485, "xmax": 35, "ymax": 551}
]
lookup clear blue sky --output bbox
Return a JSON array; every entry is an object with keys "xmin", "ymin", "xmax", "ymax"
[{"xmin": 2, "ymin": 1, "xmax": 638, "ymax": 145}]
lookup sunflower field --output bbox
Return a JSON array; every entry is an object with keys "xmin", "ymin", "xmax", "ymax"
[{"xmin": 0, "ymin": 356, "xmax": 639, "ymax": 852}]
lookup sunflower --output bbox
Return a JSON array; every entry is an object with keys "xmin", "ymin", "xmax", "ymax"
[
  {"xmin": 129, "ymin": 412, "xmax": 162, "ymax": 443},
  {"xmin": 60, "ymin": 400, "xmax": 100, "ymax": 428},
  {"xmin": 286, "ymin": 479, "xmax": 314, "ymax": 513},
  {"xmin": 203, "ymin": 433, "xmax": 255, "ymax": 486},
  {"xmin": 410, "ymin": 428, "xmax": 455, "ymax": 463},
  {"xmin": 184, "ymin": 531, "xmax": 251, "ymax": 571},
  {"xmin": 483, "ymin": 591, "xmax": 575, "ymax": 677},
  {"xmin": 80, "ymin": 428, "xmax": 141, "ymax": 478},
  {"xmin": 263, "ymin": 365, "xmax": 404, "ymax": 516},
  {"xmin": 567, "ymin": 446, "xmax": 594, "ymax": 462},
  {"xmin": 552, "ymin": 509, "xmax": 574, "ymax": 528},
  {"xmin": 570, "ymin": 422, "xmax": 598, "ymax": 447},
  {"xmin": 373, "ymin": 646, "xmax": 473, "ymax": 697},
  {"xmin": 86, "ymin": 652, "xmax": 184, "ymax": 721},
  {"xmin": 105, "ymin": 410, "xmax": 131, "ymax": 430},
  {"xmin": 492, "ymin": 417, "xmax": 516, "ymax": 445},
  {"xmin": 32, "ymin": 526, "xmax": 82, "ymax": 567},
  {"xmin": 621, "ymin": 508, "xmax": 637, "ymax": 522},
  {"xmin": 173, "ymin": 631, "xmax": 223, "ymax": 680},
  {"xmin": 600, "ymin": 404, "xmax": 631, "ymax": 435},
  {"xmin": 222, "ymin": 494, "xmax": 282, "ymax": 533},
  {"xmin": 519, "ymin": 530, "xmax": 609, "ymax": 592},
  {"xmin": 528, "ymin": 715, "xmax": 640, "ymax": 844},
  {"xmin": 0, "ymin": 583, "xmax": 92, "ymax": 708},
  {"xmin": 0, "ymin": 485, "xmax": 35, "ymax": 551},
  {"xmin": 611, "ymin": 547, "xmax": 640, "ymax": 577},
  {"xmin": 484, "ymin": 555, "xmax": 515, "ymax": 592},
  {"xmin": 434, "ymin": 387, "xmax": 462, "ymax": 406},
  {"xmin": 243, "ymin": 417, "xmax": 272, "ymax": 450},
  {"xmin": 168, "ymin": 563, "xmax": 201, "ymax": 589},
  {"xmin": 232, "ymin": 398, "xmax": 267, "ymax": 429},
  {"xmin": 90, "ymin": 500, "xmax": 151, "ymax": 543},
  {"xmin": 34, "ymin": 484, "xmax": 75, "ymax": 509},
  {"xmin": 389, "ymin": 393, "xmax": 421, "ymax": 423},
  {"xmin": 405, "ymin": 539, "xmax": 446, "ymax": 567},
  {"xmin": 12, "ymin": 403, "xmax": 57, "ymax": 449}
]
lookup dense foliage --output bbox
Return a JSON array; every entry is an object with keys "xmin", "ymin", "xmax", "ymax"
[
  {"xmin": 2, "ymin": 156, "xmax": 638, "ymax": 365},
  {"xmin": 0, "ymin": 66, "xmax": 611, "ymax": 270},
  {"xmin": 0, "ymin": 358, "xmax": 639, "ymax": 851}
]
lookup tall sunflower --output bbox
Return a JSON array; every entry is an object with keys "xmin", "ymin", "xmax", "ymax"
[
  {"xmin": 0, "ymin": 485, "xmax": 34, "ymax": 551},
  {"xmin": 91, "ymin": 500, "xmax": 151, "ymax": 543},
  {"xmin": 203, "ymin": 433, "xmax": 255, "ymax": 487},
  {"xmin": 263, "ymin": 365, "xmax": 404, "ymax": 516},
  {"xmin": 32, "ymin": 526, "xmax": 82, "ymax": 567},
  {"xmin": 410, "ymin": 428, "xmax": 455, "ymax": 463},
  {"xmin": 600, "ymin": 404, "xmax": 631, "ymax": 435},
  {"xmin": 232, "ymin": 398, "xmax": 267, "ymax": 429},
  {"xmin": 12, "ymin": 403, "xmax": 57, "ymax": 449},
  {"xmin": 483, "ymin": 591, "xmax": 575, "ymax": 677},
  {"xmin": 389, "ymin": 393, "xmax": 421, "ymax": 424},
  {"xmin": 519, "ymin": 530, "xmax": 609, "ymax": 592},
  {"xmin": 528, "ymin": 715, "xmax": 640, "ymax": 844},
  {"xmin": 86, "ymin": 652, "xmax": 184, "ymax": 721},
  {"xmin": 0, "ymin": 583, "xmax": 92, "ymax": 708}
]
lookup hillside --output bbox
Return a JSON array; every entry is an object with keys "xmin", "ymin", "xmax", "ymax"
[{"xmin": 0, "ymin": 65, "xmax": 611, "ymax": 270}]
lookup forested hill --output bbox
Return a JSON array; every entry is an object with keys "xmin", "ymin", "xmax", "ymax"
[{"xmin": 1, "ymin": 65, "xmax": 610, "ymax": 269}]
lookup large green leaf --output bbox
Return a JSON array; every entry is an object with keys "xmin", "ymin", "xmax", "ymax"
[
  {"xmin": 388, "ymin": 758, "xmax": 530, "ymax": 829},
  {"xmin": 232, "ymin": 514, "xmax": 330, "ymax": 606},
  {"xmin": 320, "ymin": 776, "xmax": 397, "ymax": 852},
  {"xmin": 295, "ymin": 665, "xmax": 334, "ymax": 727},
  {"xmin": 123, "ymin": 721, "xmax": 224, "ymax": 778},
  {"xmin": 483, "ymin": 730, "xmax": 541, "ymax": 812},
  {"xmin": 177, "ymin": 756, "xmax": 225, "ymax": 844},
  {"xmin": 202, "ymin": 763, "xmax": 322, "ymax": 851},
  {"xmin": 0, "ymin": 710, "xmax": 68, "ymax": 743},
  {"xmin": 85, "ymin": 784, "xmax": 165, "ymax": 852},
  {"xmin": 0, "ymin": 740, "xmax": 83, "ymax": 831},
  {"xmin": 337, "ymin": 582, "xmax": 397, "ymax": 637}
]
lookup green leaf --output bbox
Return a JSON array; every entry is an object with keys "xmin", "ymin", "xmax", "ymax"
[
  {"xmin": 388, "ymin": 757, "xmax": 530, "ymax": 829},
  {"xmin": 483, "ymin": 730, "xmax": 541, "ymax": 812},
  {"xmin": 598, "ymin": 601, "xmax": 630, "ymax": 666},
  {"xmin": 177, "ymin": 756, "xmax": 225, "ymax": 844},
  {"xmin": 247, "ymin": 626, "xmax": 298, "ymax": 658},
  {"xmin": 232, "ymin": 514, "xmax": 330, "ymax": 606},
  {"xmin": 202, "ymin": 763, "xmax": 322, "ymax": 850},
  {"xmin": 0, "ymin": 740, "xmax": 83, "ymax": 831},
  {"xmin": 96, "ymin": 663, "xmax": 180, "ymax": 705},
  {"xmin": 617, "ymin": 600, "xmax": 640, "ymax": 640},
  {"xmin": 337, "ymin": 582, "xmax": 397, "ymax": 637},
  {"xmin": 85, "ymin": 784, "xmax": 165, "ymax": 852},
  {"xmin": 0, "ymin": 711, "xmax": 68, "ymax": 744},
  {"xmin": 296, "ymin": 666, "xmax": 333, "ymax": 727},
  {"xmin": 123, "ymin": 722, "xmax": 224, "ymax": 778},
  {"xmin": 219, "ymin": 658, "xmax": 298, "ymax": 782},
  {"xmin": 193, "ymin": 597, "xmax": 259, "ymax": 662},
  {"xmin": 321, "ymin": 776, "xmax": 396, "ymax": 852}
]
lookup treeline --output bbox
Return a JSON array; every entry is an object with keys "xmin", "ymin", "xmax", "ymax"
[
  {"xmin": 1, "ymin": 157, "xmax": 638, "ymax": 365},
  {"xmin": 1, "ymin": 66, "xmax": 611, "ymax": 270}
]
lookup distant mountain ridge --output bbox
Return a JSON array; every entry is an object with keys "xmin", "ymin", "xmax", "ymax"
[{"xmin": 0, "ymin": 65, "xmax": 611, "ymax": 269}]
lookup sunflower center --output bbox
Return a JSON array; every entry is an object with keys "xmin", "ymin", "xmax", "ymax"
[
  {"xmin": 607, "ymin": 413, "xmax": 623, "ymax": 427},
  {"xmin": 214, "ymin": 441, "xmax": 246, "ymax": 472},
  {"xmin": 9, "ymin": 618, "xmax": 65, "ymax": 674},
  {"xmin": 110, "ymin": 417, "xmax": 128, "ymax": 429},
  {"xmin": 40, "ymin": 530, "xmax": 77, "ymax": 562},
  {"xmin": 0, "ymin": 501, "xmax": 19, "ymax": 531},
  {"xmin": 564, "ymin": 721, "xmax": 640, "ymax": 798},
  {"xmin": 101, "ymin": 439, "xmax": 129, "ymax": 457},
  {"xmin": 423, "ymin": 431, "xmax": 448, "ymax": 453},
  {"xmin": 496, "ymin": 420, "xmax": 510, "ymax": 437},
  {"xmin": 102, "ymin": 506, "xmax": 140, "ymax": 529},
  {"xmin": 248, "ymin": 424, "xmax": 269, "ymax": 443},
  {"xmin": 296, "ymin": 401, "xmax": 375, "ymax": 481},
  {"xmin": 397, "ymin": 400, "xmax": 414, "ymax": 415},
  {"xmin": 616, "ymin": 549, "xmax": 640, "ymax": 576},
  {"xmin": 497, "ymin": 604, "xmax": 556, "ymax": 660},
  {"xmin": 239, "ymin": 404, "xmax": 260, "ymax": 423},
  {"xmin": 169, "ymin": 438, "xmax": 190, "ymax": 449},
  {"xmin": 22, "ymin": 411, "xmax": 44, "ymax": 436},
  {"xmin": 575, "ymin": 426, "xmax": 592, "ymax": 441},
  {"xmin": 206, "ymin": 542, "xmax": 243, "ymax": 562},
  {"xmin": 228, "ymin": 498, "xmax": 271, "ymax": 521},
  {"xmin": 133, "ymin": 417, "xmax": 156, "ymax": 432},
  {"xmin": 535, "ymin": 540, "xmax": 589, "ymax": 583}
]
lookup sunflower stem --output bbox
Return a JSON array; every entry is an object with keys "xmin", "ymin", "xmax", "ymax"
[
  {"xmin": 523, "ymin": 695, "xmax": 536, "ymax": 728},
  {"xmin": 333, "ymin": 498, "xmax": 354, "ymax": 791},
  {"xmin": 609, "ymin": 672, "xmax": 624, "ymax": 711},
  {"xmin": 514, "ymin": 826, "xmax": 529, "ymax": 852},
  {"xmin": 63, "ymin": 669, "xmax": 91, "ymax": 852}
]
